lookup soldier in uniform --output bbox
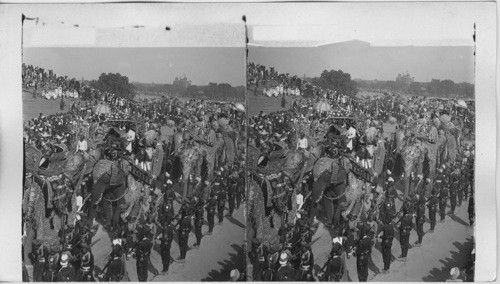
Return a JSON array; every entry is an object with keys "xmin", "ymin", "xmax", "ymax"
[
  {"xmin": 217, "ymin": 187, "xmax": 227, "ymax": 225},
  {"xmin": 380, "ymin": 180, "xmax": 397, "ymax": 222},
  {"xmin": 77, "ymin": 244, "xmax": 94, "ymax": 281},
  {"xmin": 176, "ymin": 211, "xmax": 192, "ymax": 263},
  {"xmin": 44, "ymin": 244, "xmax": 62, "ymax": 282},
  {"xmin": 321, "ymin": 242, "xmax": 345, "ymax": 281},
  {"xmin": 448, "ymin": 174, "xmax": 458, "ymax": 215},
  {"xmin": 158, "ymin": 221, "xmax": 174, "ymax": 274},
  {"xmin": 158, "ymin": 198, "xmax": 175, "ymax": 229},
  {"xmin": 298, "ymin": 242, "xmax": 314, "ymax": 280},
  {"xmin": 428, "ymin": 189, "xmax": 439, "ymax": 232},
  {"xmin": 355, "ymin": 225, "xmax": 372, "ymax": 282},
  {"xmin": 102, "ymin": 241, "xmax": 126, "ymax": 281},
  {"xmin": 398, "ymin": 211, "xmax": 413, "ymax": 261},
  {"xmin": 31, "ymin": 239, "xmax": 48, "ymax": 282},
  {"xmin": 251, "ymin": 238, "xmax": 266, "ymax": 281},
  {"xmin": 236, "ymin": 169, "xmax": 245, "ymax": 209},
  {"xmin": 378, "ymin": 215, "xmax": 394, "ymax": 274},
  {"xmin": 278, "ymin": 223, "xmax": 292, "ymax": 246},
  {"xmin": 438, "ymin": 177, "xmax": 449, "ymax": 223},
  {"xmin": 414, "ymin": 194, "xmax": 426, "ymax": 247},
  {"xmin": 135, "ymin": 237, "xmax": 154, "ymax": 281},
  {"xmin": 227, "ymin": 177, "xmax": 237, "ymax": 217},
  {"xmin": 468, "ymin": 195, "xmax": 475, "ymax": 226},
  {"xmin": 144, "ymin": 213, "xmax": 157, "ymax": 242},
  {"xmin": 56, "ymin": 252, "xmax": 76, "ymax": 281},
  {"xmin": 206, "ymin": 191, "xmax": 217, "ymax": 235},
  {"xmin": 274, "ymin": 252, "xmax": 297, "ymax": 281},
  {"xmin": 401, "ymin": 196, "xmax": 413, "ymax": 216},
  {"xmin": 193, "ymin": 197, "xmax": 205, "ymax": 249},
  {"xmin": 459, "ymin": 166, "xmax": 468, "ymax": 206},
  {"xmin": 163, "ymin": 179, "xmax": 176, "ymax": 202},
  {"xmin": 263, "ymin": 244, "xmax": 281, "ymax": 281},
  {"xmin": 449, "ymin": 169, "xmax": 460, "ymax": 207}
]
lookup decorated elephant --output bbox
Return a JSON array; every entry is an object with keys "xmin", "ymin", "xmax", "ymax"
[
  {"xmin": 394, "ymin": 127, "xmax": 457, "ymax": 196},
  {"xmin": 309, "ymin": 156, "xmax": 364, "ymax": 226},
  {"xmin": 87, "ymin": 158, "xmax": 131, "ymax": 230},
  {"xmin": 247, "ymin": 143, "xmax": 358, "ymax": 244},
  {"xmin": 23, "ymin": 144, "xmax": 101, "ymax": 235},
  {"xmin": 175, "ymin": 129, "xmax": 238, "ymax": 201}
]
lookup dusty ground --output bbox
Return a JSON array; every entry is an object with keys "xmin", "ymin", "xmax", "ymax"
[{"xmin": 309, "ymin": 186, "xmax": 474, "ymax": 282}]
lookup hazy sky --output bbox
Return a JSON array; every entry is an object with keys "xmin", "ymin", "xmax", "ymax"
[
  {"xmin": 249, "ymin": 41, "xmax": 474, "ymax": 83},
  {"xmin": 24, "ymin": 47, "xmax": 245, "ymax": 86},
  {"xmin": 21, "ymin": 4, "xmax": 245, "ymax": 85},
  {"xmin": 243, "ymin": 2, "xmax": 477, "ymax": 47}
]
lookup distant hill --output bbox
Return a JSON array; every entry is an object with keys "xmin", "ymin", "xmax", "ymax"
[{"xmin": 248, "ymin": 40, "xmax": 474, "ymax": 83}]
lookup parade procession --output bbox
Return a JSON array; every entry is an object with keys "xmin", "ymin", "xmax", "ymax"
[
  {"xmin": 245, "ymin": 63, "xmax": 476, "ymax": 282},
  {"xmin": 22, "ymin": 62, "xmax": 247, "ymax": 281},
  {"xmin": 12, "ymin": 3, "xmax": 487, "ymax": 282}
]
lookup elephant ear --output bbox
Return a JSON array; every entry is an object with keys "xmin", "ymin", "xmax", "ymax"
[
  {"xmin": 309, "ymin": 145, "xmax": 322, "ymax": 159},
  {"xmin": 345, "ymin": 173, "xmax": 364, "ymax": 203},
  {"xmin": 93, "ymin": 160, "xmax": 113, "ymax": 182},
  {"xmin": 284, "ymin": 151, "xmax": 304, "ymax": 179},
  {"xmin": 125, "ymin": 175, "xmax": 142, "ymax": 204},
  {"xmin": 313, "ymin": 157, "xmax": 333, "ymax": 182},
  {"xmin": 120, "ymin": 159, "xmax": 132, "ymax": 176}
]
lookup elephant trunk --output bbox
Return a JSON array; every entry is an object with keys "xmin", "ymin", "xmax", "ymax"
[{"xmin": 182, "ymin": 167, "xmax": 191, "ymax": 202}]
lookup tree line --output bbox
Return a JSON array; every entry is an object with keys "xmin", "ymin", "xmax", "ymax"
[
  {"xmin": 88, "ymin": 73, "xmax": 136, "ymax": 100},
  {"xmin": 310, "ymin": 69, "xmax": 358, "ymax": 97},
  {"xmin": 355, "ymin": 78, "xmax": 474, "ymax": 99},
  {"xmin": 134, "ymin": 82, "xmax": 245, "ymax": 102}
]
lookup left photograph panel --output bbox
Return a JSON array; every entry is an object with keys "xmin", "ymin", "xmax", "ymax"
[{"xmin": 21, "ymin": 4, "xmax": 247, "ymax": 281}]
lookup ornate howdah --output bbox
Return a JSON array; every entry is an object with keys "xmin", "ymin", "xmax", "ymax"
[
  {"xmin": 129, "ymin": 163, "xmax": 153, "ymax": 185},
  {"xmin": 347, "ymin": 156, "xmax": 375, "ymax": 184}
]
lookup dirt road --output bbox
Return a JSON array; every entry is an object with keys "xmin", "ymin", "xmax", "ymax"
[{"xmin": 310, "ymin": 189, "xmax": 473, "ymax": 282}]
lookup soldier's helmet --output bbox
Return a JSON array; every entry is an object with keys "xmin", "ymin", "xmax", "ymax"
[
  {"xmin": 81, "ymin": 249, "xmax": 91, "ymax": 265},
  {"xmin": 279, "ymin": 252, "xmax": 289, "ymax": 265},
  {"xmin": 65, "ymin": 230, "xmax": 74, "ymax": 243},
  {"xmin": 331, "ymin": 242, "xmax": 342, "ymax": 256},
  {"xmin": 60, "ymin": 252, "xmax": 70, "ymax": 266}
]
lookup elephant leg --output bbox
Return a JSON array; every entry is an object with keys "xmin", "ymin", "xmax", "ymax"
[
  {"xmin": 333, "ymin": 194, "xmax": 347, "ymax": 228},
  {"xmin": 49, "ymin": 210, "xmax": 55, "ymax": 230},
  {"xmin": 87, "ymin": 177, "xmax": 107, "ymax": 227},
  {"xmin": 182, "ymin": 172, "xmax": 189, "ymax": 202},
  {"xmin": 403, "ymin": 177, "xmax": 410, "ymax": 197},
  {"xmin": 309, "ymin": 172, "xmax": 330, "ymax": 223},
  {"xmin": 102, "ymin": 199, "xmax": 113, "ymax": 228},
  {"xmin": 112, "ymin": 184, "xmax": 126, "ymax": 228},
  {"xmin": 196, "ymin": 156, "xmax": 203, "ymax": 178},
  {"xmin": 403, "ymin": 160, "xmax": 414, "ymax": 197},
  {"xmin": 206, "ymin": 156, "xmax": 215, "ymax": 180},
  {"xmin": 322, "ymin": 197, "xmax": 334, "ymax": 226}
]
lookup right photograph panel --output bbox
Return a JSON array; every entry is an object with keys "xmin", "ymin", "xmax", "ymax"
[{"xmin": 245, "ymin": 3, "xmax": 476, "ymax": 282}]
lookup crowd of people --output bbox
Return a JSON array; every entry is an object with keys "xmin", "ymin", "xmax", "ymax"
[
  {"xmin": 23, "ymin": 65, "xmax": 246, "ymax": 281},
  {"xmin": 247, "ymin": 62, "xmax": 337, "ymax": 98},
  {"xmin": 247, "ymin": 64, "xmax": 475, "ymax": 281},
  {"xmin": 23, "ymin": 64, "xmax": 125, "ymax": 102}
]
